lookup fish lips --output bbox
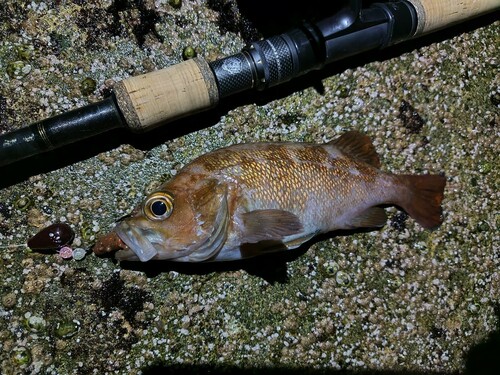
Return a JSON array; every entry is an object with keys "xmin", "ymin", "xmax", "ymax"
[
  {"xmin": 113, "ymin": 220, "xmax": 190, "ymax": 262},
  {"xmin": 114, "ymin": 221, "xmax": 160, "ymax": 262}
]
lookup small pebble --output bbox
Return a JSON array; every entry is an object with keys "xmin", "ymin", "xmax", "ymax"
[
  {"xmin": 59, "ymin": 246, "xmax": 73, "ymax": 259},
  {"xmin": 182, "ymin": 46, "xmax": 197, "ymax": 60},
  {"xmin": 169, "ymin": 0, "xmax": 182, "ymax": 9}
]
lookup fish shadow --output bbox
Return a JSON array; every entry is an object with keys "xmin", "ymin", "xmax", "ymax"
[
  {"xmin": 117, "ymin": 228, "xmax": 376, "ymax": 284},
  {"xmin": 463, "ymin": 303, "xmax": 500, "ymax": 375},
  {"xmin": 117, "ymin": 244, "xmax": 306, "ymax": 284}
]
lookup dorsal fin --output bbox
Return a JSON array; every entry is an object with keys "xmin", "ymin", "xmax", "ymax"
[{"xmin": 329, "ymin": 131, "xmax": 380, "ymax": 168}]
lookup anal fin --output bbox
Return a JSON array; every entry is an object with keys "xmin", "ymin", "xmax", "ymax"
[
  {"xmin": 348, "ymin": 207, "xmax": 387, "ymax": 228},
  {"xmin": 283, "ymin": 231, "xmax": 318, "ymax": 249}
]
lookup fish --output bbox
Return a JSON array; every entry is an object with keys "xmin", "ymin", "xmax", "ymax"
[{"xmin": 93, "ymin": 131, "xmax": 446, "ymax": 262}]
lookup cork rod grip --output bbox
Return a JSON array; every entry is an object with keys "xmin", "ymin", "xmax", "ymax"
[
  {"xmin": 113, "ymin": 58, "xmax": 219, "ymax": 132},
  {"xmin": 407, "ymin": 0, "xmax": 500, "ymax": 35}
]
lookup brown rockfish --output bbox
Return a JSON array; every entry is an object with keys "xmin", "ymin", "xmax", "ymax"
[{"xmin": 93, "ymin": 131, "xmax": 446, "ymax": 262}]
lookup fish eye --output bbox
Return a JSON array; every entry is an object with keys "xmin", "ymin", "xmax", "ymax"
[{"xmin": 143, "ymin": 192, "xmax": 174, "ymax": 221}]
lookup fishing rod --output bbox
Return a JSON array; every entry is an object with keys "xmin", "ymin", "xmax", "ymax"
[{"xmin": 0, "ymin": 0, "xmax": 498, "ymax": 167}]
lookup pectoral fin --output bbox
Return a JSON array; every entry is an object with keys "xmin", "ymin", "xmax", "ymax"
[{"xmin": 241, "ymin": 209, "xmax": 303, "ymax": 243}]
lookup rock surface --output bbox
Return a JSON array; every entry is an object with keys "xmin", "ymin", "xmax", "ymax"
[{"xmin": 0, "ymin": 1, "xmax": 498, "ymax": 374}]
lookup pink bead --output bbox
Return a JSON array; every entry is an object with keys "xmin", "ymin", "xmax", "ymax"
[{"xmin": 59, "ymin": 246, "xmax": 73, "ymax": 259}]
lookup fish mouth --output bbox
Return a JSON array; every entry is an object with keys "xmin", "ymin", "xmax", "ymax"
[
  {"xmin": 114, "ymin": 221, "xmax": 170, "ymax": 262},
  {"xmin": 113, "ymin": 216, "xmax": 229, "ymax": 262}
]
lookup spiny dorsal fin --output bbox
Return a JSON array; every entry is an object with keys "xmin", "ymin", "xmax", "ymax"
[
  {"xmin": 329, "ymin": 131, "xmax": 380, "ymax": 168},
  {"xmin": 241, "ymin": 209, "xmax": 303, "ymax": 244}
]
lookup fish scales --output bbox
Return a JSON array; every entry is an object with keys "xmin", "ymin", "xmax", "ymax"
[
  {"xmin": 195, "ymin": 144, "xmax": 375, "ymax": 215},
  {"xmin": 93, "ymin": 131, "xmax": 446, "ymax": 262}
]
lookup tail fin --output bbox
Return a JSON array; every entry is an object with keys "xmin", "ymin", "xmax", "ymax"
[{"xmin": 399, "ymin": 174, "xmax": 446, "ymax": 229}]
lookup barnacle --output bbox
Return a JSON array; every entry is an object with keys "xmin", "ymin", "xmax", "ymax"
[{"xmin": 14, "ymin": 196, "xmax": 32, "ymax": 211}]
